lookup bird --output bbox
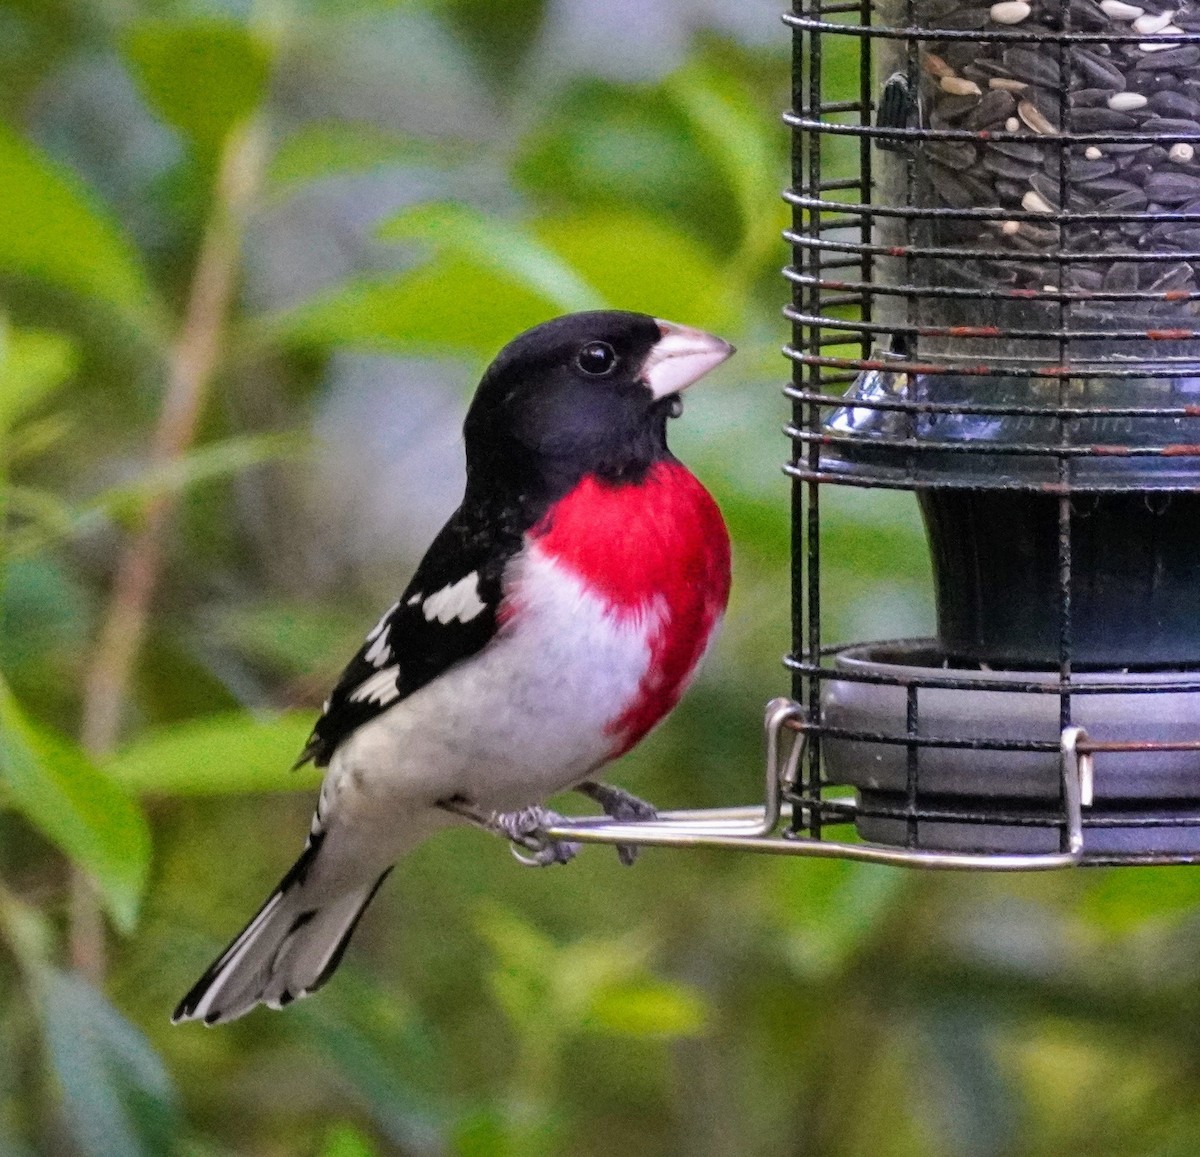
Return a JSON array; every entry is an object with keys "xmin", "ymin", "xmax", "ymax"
[{"xmin": 173, "ymin": 310, "xmax": 734, "ymax": 1025}]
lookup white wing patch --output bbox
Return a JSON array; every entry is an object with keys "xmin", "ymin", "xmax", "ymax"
[
  {"xmin": 364, "ymin": 631, "xmax": 391, "ymax": 667},
  {"xmin": 349, "ymin": 664, "xmax": 401, "ymax": 705},
  {"xmin": 365, "ymin": 602, "xmax": 398, "ymax": 642},
  {"xmin": 421, "ymin": 572, "xmax": 487, "ymax": 625}
]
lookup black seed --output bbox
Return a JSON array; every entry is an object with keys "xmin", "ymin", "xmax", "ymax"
[
  {"xmin": 1070, "ymin": 87, "xmax": 1115, "ymax": 108},
  {"xmin": 934, "ymin": 93, "xmax": 985, "ymax": 122},
  {"xmin": 926, "ymin": 139, "xmax": 978, "ymax": 167},
  {"xmin": 1146, "ymin": 261, "xmax": 1195, "ymax": 292},
  {"xmin": 990, "ymin": 139, "xmax": 1045, "ymax": 163},
  {"xmin": 964, "ymin": 89, "xmax": 1018, "ymax": 129},
  {"xmin": 1069, "ymin": 0, "xmax": 1109, "ymax": 27},
  {"xmin": 1072, "ymin": 158, "xmax": 1120, "ymax": 181},
  {"xmin": 1142, "ymin": 116, "xmax": 1200, "ymax": 136},
  {"xmin": 1145, "ymin": 171, "xmax": 1200, "ymax": 203},
  {"xmin": 1004, "ymin": 47, "xmax": 1062, "ymax": 89},
  {"xmin": 1148, "ymin": 89, "xmax": 1200, "ymax": 119},
  {"xmin": 1073, "ymin": 49, "xmax": 1128, "ymax": 92},
  {"xmin": 1068, "ymin": 266, "xmax": 1106, "ymax": 290},
  {"xmin": 984, "ymin": 150, "xmax": 1040, "ymax": 179},
  {"xmin": 1072, "ymin": 106, "xmax": 1139, "ymax": 131},
  {"xmin": 992, "ymin": 177, "xmax": 1029, "ymax": 202},
  {"xmin": 1030, "ymin": 171, "xmax": 1064, "ymax": 207},
  {"xmin": 1080, "ymin": 177, "xmax": 1143, "ymax": 198},
  {"xmin": 1103, "ymin": 261, "xmax": 1139, "ymax": 292},
  {"xmin": 938, "ymin": 6, "xmax": 991, "ymax": 28},
  {"xmin": 931, "ymin": 165, "xmax": 989, "ymax": 208},
  {"xmin": 1099, "ymin": 188, "xmax": 1151, "ymax": 213},
  {"xmin": 1134, "ymin": 47, "xmax": 1200, "ymax": 72}
]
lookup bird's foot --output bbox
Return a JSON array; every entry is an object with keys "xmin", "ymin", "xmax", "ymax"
[
  {"xmin": 576, "ymin": 781, "xmax": 658, "ymax": 866},
  {"xmin": 492, "ymin": 806, "xmax": 581, "ymax": 867}
]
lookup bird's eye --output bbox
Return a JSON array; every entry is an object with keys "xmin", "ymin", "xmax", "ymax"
[{"xmin": 576, "ymin": 341, "xmax": 617, "ymax": 376}]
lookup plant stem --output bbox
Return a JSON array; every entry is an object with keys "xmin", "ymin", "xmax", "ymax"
[{"xmin": 72, "ymin": 121, "xmax": 266, "ymax": 980}]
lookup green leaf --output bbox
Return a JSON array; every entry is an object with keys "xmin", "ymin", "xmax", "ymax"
[
  {"xmin": 0, "ymin": 680, "xmax": 150, "ymax": 933},
  {"xmin": 0, "ymin": 124, "xmax": 153, "ymax": 321},
  {"xmin": 0, "ymin": 324, "xmax": 77, "ymax": 434},
  {"xmin": 665, "ymin": 61, "xmax": 780, "ymax": 260},
  {"xmin": 585, "ymin": 980, "xmax": 707, "ymax": 1039},
  {"xmin": 204, "ymin": 601, "xmax": 364, "ymax": 676},
  {"xmin": 513, "ymin": 79, "xmax": 739, "ymax": 256},
  {"xmin": 916, "ymin": 1006, "xmax": 1019, "ymax": 1157},
  {"xmin": 1078, "ymin": 867, "xmax": 1200, "ymax": 933},
  {"xmin": 377, "ymin": 203, "xmax": 606, "ymax": 314},
  {"xmin": 296, "ymin": 994, "xmax": 445, "ymax": 1153},
  {"xmin": 276, "ymin": 206, "xmax": 735, "ymax": 358},
  {"xmin": 38, "ymin": 969, "xmax": 179, "ymax": 1157},
  {"xmin": 123, "ymin": 19, "xmax": 272, "ymax": 157},
  {"xmin": 272, "ymin": 258, "xmax": 560, "ymax": 360},
  {"xmin": 769, "ymin": 857, "xmax": 907, "ymax": 980},
  {"xmin": 9, "ymin": 433, "xmax": 301, "ymax": 558},
  {"xmin": 320, "ymin": 1123, "xmax": 378, "ymax": 1157},
  {"xmin": 269, "ymin": 123, "xmax": 448, "ymax": 191},
  {"xmin": 534, "ymin": 212, "xmax": 734, "ymax": 332},
  {"xmin": 103, "ymin": 711, "xmax": 320, "ymax": 796},
  {"xmin": 90, "ymin": 433, "xmax": 303, "ymax": 523}
]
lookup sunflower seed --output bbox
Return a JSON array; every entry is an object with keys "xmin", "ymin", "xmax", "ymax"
[
  {"xmin": 923, "ymin": 53, "xmax": 957, "ymax": 79},
  {"xmin": 1022, "ymin": 189, "xmax": 1056, "ymax": 213},
  {"xmin": 990, "ymin": 0, "xmax": 1032, "ymax": 20},
  {"xmin": 1018, "ymin": 100, "xmax": 1058, "ymax": 133},
  {"xmin": 1109, "ymin": 91, "xmax": 1150, "ymax": 110},
  {"xmin": 893, "ymin": 0, "xmax": 1200, "ymax": 328},
  {"xmin": 940, "ymin": 75, "xmax": 983, "ymax": 96},
  {"xmin": 1100, "ymin": 0, "xmax": 1145, "ymax": 17},
  {"xmin": 1134, "ymin": 9, "xmax": 1177, "ymax": 32}
]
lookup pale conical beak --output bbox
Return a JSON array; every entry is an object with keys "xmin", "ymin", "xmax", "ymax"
[{"xmin": 640, "ymin": 319, "xmax": 735, "ymax": 400}]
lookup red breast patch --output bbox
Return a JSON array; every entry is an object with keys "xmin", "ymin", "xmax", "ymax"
[{"xmin": 529, "ymin": 462, "xmax": 731, "ymax": 755}]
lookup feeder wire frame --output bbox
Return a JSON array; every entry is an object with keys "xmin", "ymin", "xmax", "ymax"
[
  {"xmin": 781, "ymin": 0, "xmax": 1200, "ymax": 866},
  {"xmin": 543, "ymin": 700, "xmax": 1090, "ymax": 868}
]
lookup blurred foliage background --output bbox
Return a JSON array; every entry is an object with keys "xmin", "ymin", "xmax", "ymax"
[{"xmin": 3, "ymin": 0, "xmax": 1200, "ymax": 1155}]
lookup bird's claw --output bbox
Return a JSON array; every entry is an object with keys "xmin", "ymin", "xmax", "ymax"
[
  {"xmin": 577, "ymin": 782, "xmax": 658, "ymax": 866},
  {"xmin": 493, "ymin": 806, "xmax": 581, "ymax": 867}
]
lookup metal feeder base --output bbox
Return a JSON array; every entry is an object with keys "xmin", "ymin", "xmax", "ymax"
[{"xmin": 822, "ymin": 642, "xmax": 1200, "ymax": 856}]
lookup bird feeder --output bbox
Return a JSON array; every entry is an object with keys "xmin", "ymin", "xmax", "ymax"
[{"xmin": 545, "ymin": 0, "xmax": 1200, "ymax": 867}]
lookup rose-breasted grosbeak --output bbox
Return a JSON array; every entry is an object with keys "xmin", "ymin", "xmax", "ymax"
[{"xmin": 173, "ymin": 310, "xmax": 733, "ymax": 1025}]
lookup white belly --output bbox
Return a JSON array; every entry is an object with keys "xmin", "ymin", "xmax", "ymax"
[{"xmin": 323, "ymin": 545, "xmax": 661, "ymax": 837}]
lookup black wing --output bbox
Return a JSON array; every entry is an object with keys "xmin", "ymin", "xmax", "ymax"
[{"xmin": 296, "ymin": 502, "xmax": 524, "ymax": 767}]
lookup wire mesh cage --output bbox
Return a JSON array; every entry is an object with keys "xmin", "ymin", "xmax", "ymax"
[
  {"xmin": 782, "ymin": 0, "xmax": 1200, "ymax": 865},
  {"xmin": 546, "ymin": 0, "xmax": 1200, "ymax": 867}
]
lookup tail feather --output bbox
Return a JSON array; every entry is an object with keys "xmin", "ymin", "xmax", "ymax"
[{"xmin": 173, "ymin": 854, "xmax": 391, "ymax": 1026}]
